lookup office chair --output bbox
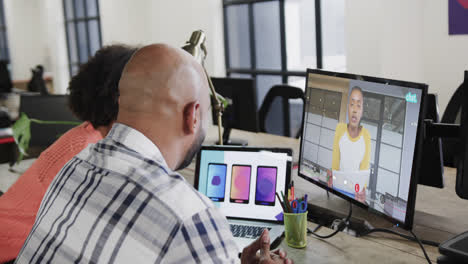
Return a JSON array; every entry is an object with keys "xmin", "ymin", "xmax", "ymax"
[
  {"xmin": 19, "ymin": 94, "xmax": 80, "ymax": 157},
  {"xmin": 258, "ymin": 85, "xmax": 305, "ymax": 138}
]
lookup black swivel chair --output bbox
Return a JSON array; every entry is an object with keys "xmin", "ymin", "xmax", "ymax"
[{"xmin": 258, "ymin": 85, "xmax": 305, "ymax": 138}]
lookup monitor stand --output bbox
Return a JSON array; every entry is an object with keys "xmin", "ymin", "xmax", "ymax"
[
  {"xmin": 306, "ymin": 201, "xmax": 370, "ymax": 237},
  {"xmin": 216, "ymin": 126, "xmax": 248, "ymax": 146}
]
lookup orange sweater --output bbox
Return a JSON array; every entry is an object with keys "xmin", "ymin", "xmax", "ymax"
[{"xmin": 0, "ymin": 122, "xmax": 102, "ymax": 263}]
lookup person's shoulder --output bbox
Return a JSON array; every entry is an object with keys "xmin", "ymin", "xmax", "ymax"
[
  {"xmin": 361, "ymin": 126, "xmax": 371, "ymax": 139},
  {"xmin": 361, "ymin": 126, "xmax": 370, "ymax": 135},
  {"xmin": 158, "ymin": 177, "xmax": 216, "ymax": 221},
  {"xmin": 336, "ymin": 123, "xmax": 346, "ymax": 130},
  {"xmin": 120, "ymin": 166, "xmax": 215, "ymax": 223},
  {"xmin": 335, "ymin": 123, "xmax": 347, "ymax": 137},
  {"xmin": 42, "ymin": 122, "xmax": 101, "ymax": 155}
]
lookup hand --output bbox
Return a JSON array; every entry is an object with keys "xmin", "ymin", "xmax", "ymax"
[
  {"xmin": 355, "ymin": 188, "xmax": 366, "ymax": 203},
  {"xmin": 241, "ymin": 229, "xmax": 293, "ymax": 264},
  {"xmin": 327, "ymin": 170, "xmax": 333, "ymax": 188}
]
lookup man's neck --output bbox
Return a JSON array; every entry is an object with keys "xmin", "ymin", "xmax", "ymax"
[{"xmin": 347, "ymin": 124, "xmax": 361, "ymax": 138}]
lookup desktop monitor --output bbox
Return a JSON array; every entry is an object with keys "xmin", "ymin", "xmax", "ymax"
[
  {"xmin": 447, "ymin": 71, "xmax": 468, "ymax": 199},
  {"xmin": 433, "ymin": 71, "xmax": 468, "ymax": 262},
  {"xmin": 210, "ymin": 77, "xmax": 259, "ymax": 145},
  {"xmin": 419, "ymin": 94, "xmax": 444, "ymax": 188},
  {"xmin": 441, "ymin": 73, "xmax": 465, "ymax": 169},
  {"xmin": 0, "ymin": 60, "xmax": 12, "ymax": 94},
  {"xmin": 298, "ymin": 69, "xmax": 427, "ymax": 229},
  {"xmin": 19, "ymin": 94, "xmax": 80, "ymax": 149}
]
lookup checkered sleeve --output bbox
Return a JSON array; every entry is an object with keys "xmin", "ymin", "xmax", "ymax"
[{"xmin": 161, "ymin": 207, "xmax": 239, "ymax": 264}]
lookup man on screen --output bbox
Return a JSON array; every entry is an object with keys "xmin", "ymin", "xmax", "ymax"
[{"xmin": 327, "ymin": 86, "xmax": 371, "ymax": 203}]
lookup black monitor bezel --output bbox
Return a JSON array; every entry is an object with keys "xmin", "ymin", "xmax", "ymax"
[
  {"xmin": 456, "ymin": 71, "xmax": 468, "ymax": 199},
  {"xmin": 210, "ymin": 77, "xmax": 259, "ymax": 133},
  {"xmin": 195, "ymin": 145, "xmax": 292, "ymax": 224},
  {"xmin": 298, "ymin": 68, "xmax": 428, "ymax": 230}
]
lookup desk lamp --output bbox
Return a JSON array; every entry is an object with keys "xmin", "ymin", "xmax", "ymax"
[{"xmin": 182, "ymin": 30, "xmax": 226, "ymax": 145}]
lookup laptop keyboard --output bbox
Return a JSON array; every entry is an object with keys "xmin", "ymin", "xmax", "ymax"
[{"xmin": 230, "ymin": 224, "xmax": 271, "ymax": 239}]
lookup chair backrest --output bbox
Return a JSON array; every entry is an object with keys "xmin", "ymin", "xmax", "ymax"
[
  {"xmin": 19, "ymin": 94, "xmax": 80, "ymax": 148},
  {"xmin": 258, "ymin": 85, "xmax": 305, "ymax": 138}
]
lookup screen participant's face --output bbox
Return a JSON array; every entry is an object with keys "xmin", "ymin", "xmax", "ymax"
[{"xmin": 348, "ymin": 89, "xmax": 363, "ymax": 129}]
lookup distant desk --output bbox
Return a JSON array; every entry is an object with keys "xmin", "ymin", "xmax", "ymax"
[
  {"xmin": 2, "ymin": 126, "xmax": 468, "ymax": 263},
  {"xmin": 0, "ymin": 135, "xmax": 16, "ymax": 164}
]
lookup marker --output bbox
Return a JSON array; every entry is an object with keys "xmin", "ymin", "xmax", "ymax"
[{"xmin": 291, "ymin": 181, "xmax": 295, "ymax": 200}]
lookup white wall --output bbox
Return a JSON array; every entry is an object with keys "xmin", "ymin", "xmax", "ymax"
[
  {"xmin": 345, "ymin": 0, "xmax": 468, "ymax": 113},
  {"xmin": 7, "ymin": 0, "xmax": 465, "ymax": 106},
  {"xmin": 4, "ymin": 0, "xmax": 45, "ymax": 81},
  {"xmin": 99, "ymin": 0, "xmax": 153, "ymax": 46},
  {"xmin": 39, "ymin": 0, "xmax": 70, "ymax": 94},
  {"xmin": 99, "ymin": 0, "xmax": 226, "ymax": 76},
  {"xmin": 4, "ymin": 0, "xmax": 225, "ymax": 94},
  {"xmin": 422, "ymin": 1, "xmax": 468, "ymax": 113},
  {"xmin": 4, "ymin": 0, "xmax": 69, "ymax": 94}
]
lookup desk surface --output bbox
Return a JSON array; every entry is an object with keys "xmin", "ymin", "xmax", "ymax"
[
  {"xmin": 2, "ymin": 126, "xmax": 468, "ymax": 263},
  {"xmin": 182, "ymin": 126, "xmax": 468, "ymax": 263}
]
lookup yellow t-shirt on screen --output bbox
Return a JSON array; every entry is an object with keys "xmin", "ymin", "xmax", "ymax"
[{"xmin": 331, "ymin": 123, "xmax": 371, "ymax": 172}]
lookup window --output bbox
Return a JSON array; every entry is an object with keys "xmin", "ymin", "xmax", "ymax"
[
  {"xmin": 223, "ymin": 0, "xmax": 345, "ymax": 108},
  {"xmin": 63, "ymin": 0, "xmax": 102, "ymax": 77},
  {"xmin": 362, "ymin": 92, "xmax": 406, "ymax": 203},
  {"xmin": 0, "ymin": 0, "xmax": 10, "ymax": 63},
  {"xmin": 302, "ymin": 87, "xmax": 342, "ymax": 172}
]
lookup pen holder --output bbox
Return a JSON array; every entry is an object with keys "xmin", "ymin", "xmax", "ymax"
[{"xmin": 283, "ymin": 211, "xmax": 308, "ymax": 248}]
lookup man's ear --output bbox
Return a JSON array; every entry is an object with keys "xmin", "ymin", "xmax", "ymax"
[{"xmin": 183, "ymin": 101, "xmax": 200, "ymax": 135}]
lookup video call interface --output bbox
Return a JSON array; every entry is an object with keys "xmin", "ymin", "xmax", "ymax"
[
  {"xmin": 299, "ymin": 73, "xmax": 423, "ymax": 222},
  {"xmin": 197, "ymin": 149, "xmax": 289, "ymax": 221}
]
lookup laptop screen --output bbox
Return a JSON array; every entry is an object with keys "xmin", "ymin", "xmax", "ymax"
[{"xmin": 195, "ymin": 146, "xmax": 292, "ymax": 222}]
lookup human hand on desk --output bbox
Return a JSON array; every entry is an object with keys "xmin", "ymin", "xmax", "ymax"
[{"xmin": 241, "ymin": 229, "xmax": 293, "ymax": 264}]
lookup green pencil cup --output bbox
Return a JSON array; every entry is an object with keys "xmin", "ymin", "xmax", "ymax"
[{"xmin": 283, "ymin": 211, "xmax": 308, "ymax": 248}]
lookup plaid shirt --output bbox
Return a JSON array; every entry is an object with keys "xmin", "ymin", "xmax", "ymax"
[{"xmin": 16, "ymin": 123, "xmax": 239, "ymax": 263}]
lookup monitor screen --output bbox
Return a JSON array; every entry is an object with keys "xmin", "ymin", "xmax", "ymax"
[
  {"xmin": 195, "ymin": 146, "xmax": 291, "ymax": 222},
  {"xmin": 210, "ymin": 77, "xmax": 259, "ymax": 133},
  {"xmin": 19, "ymin": 94, "xmax": 80, "ymax": 148},
  {"xmin": 298, "ymin": 69, "xmax": 427, "ymax": 229}
]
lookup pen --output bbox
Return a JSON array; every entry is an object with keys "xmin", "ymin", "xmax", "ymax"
[
  {"xmin": 281, "ymin": 191, "xmax": 291, "ymax": 213},
  {"xmin": 276, "ymin": 192, "xmax": 286, "ymax": 212}
]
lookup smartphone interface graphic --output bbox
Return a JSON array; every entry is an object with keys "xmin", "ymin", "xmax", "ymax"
[
  {"xmin": 206, "ymin": 163, "xmax": 227, "ymax": 202},
  {"xmin": 255, "ymin": 166, "xmax": 278, "ymax": 206},
  {"xmin": 230, "ymin": 165, "xmax": 252, "ymax": 203}
]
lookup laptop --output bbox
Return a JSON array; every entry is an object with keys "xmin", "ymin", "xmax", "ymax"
[{"xmin": 195, "ymin": 146, "xmax": 292, "ymax": 252}]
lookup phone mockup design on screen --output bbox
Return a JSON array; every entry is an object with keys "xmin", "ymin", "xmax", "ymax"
[
  {"xmin": 230, "ymin": 165, "xmax": 252, "ymax": 204},
  {"xmin": 206, "ymin": 163, "xmax": 227, "ymax": 202},
  {"xmin": 255, "ymin": 166, "xmax": 278, "ymax": 206}
]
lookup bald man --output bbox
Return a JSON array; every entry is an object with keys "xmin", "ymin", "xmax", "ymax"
[{"xmin": 16, "ymin": 44, "xmax": 291, "ymax": 264}]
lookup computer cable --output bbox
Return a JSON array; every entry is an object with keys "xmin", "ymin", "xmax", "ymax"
[
  {"xmin": 359, "ymin": 227, "xmax": 434, "ymax": 264},
  {"xmin": 360, "ymin": 227, "xmax": 439, "ymax": 247},
  {"xmin": 308, "ymin": 201, "xmax": 352, "ymax": 239},
  {"xmin": 308, "ymin": 223, "xmax": 322, "ymax": 234},
  {"xmin": 410, "ymin": 230, "xmax": 432, "ymax": 264}
]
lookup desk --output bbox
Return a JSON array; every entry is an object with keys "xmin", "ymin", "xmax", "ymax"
[
  {"xmin": 182, "ymin": 126, "xmax": 468, "ymax": 263},
  {"xmin": 2, "ymin": 125, "xmax": 468, "ymax": 263}
]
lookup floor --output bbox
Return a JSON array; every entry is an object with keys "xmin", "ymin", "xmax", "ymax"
[{"xmin": 0, "ymin": 158, "xmax": 35, "ymax": 193}]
